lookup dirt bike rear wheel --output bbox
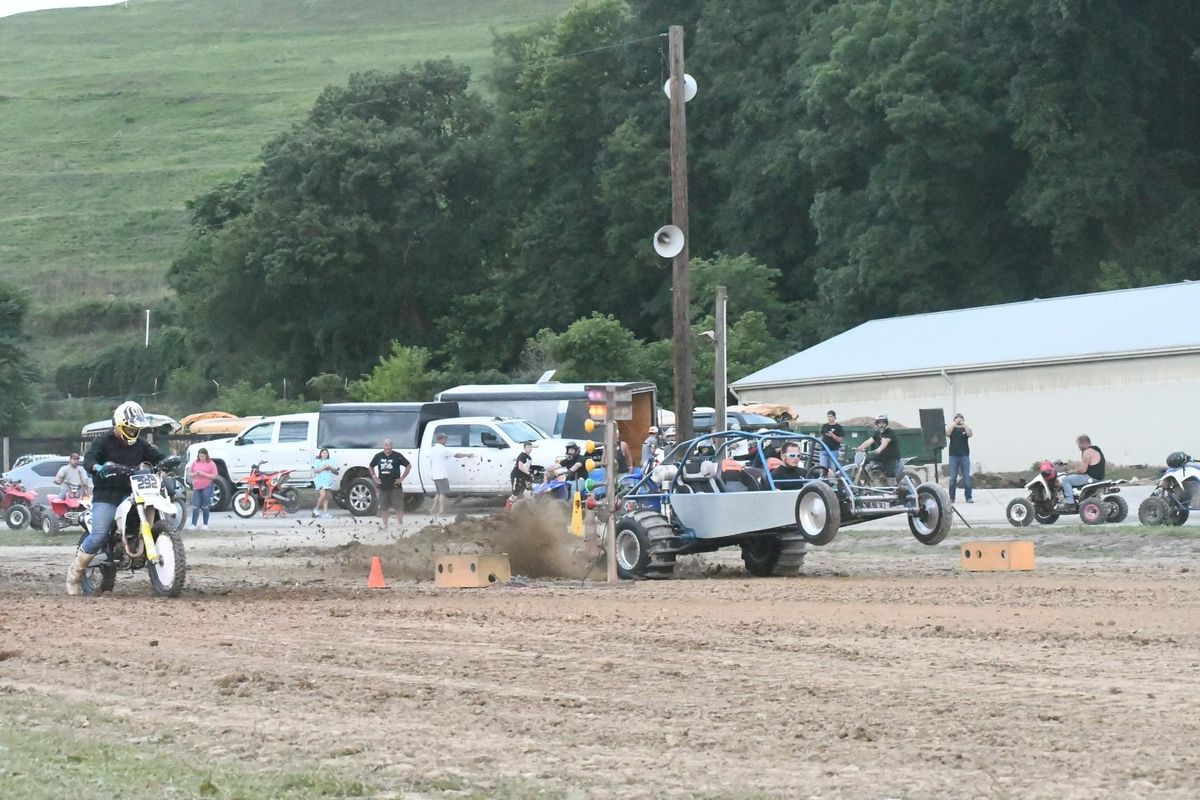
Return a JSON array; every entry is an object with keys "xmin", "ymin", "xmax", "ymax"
[
  {"xmin": 231, "ymin": 490, "xmax": 259, "ymax": 518},
  {"xmin": 76, "ymin": 533, "xmax": 115, "ymax": 596},
  {"xmin": 148, "ymin": 521, "xmax": 186, "ymax": 598},
  {"xmin": 277, "ymin": 488, "xmax": 301, "ymax": 514}
]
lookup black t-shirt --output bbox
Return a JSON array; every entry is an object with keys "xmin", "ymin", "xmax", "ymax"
[
  {"xmin": 948, "ymin": 425, "xmax": 970, "ymax": 457},
  {"xmin": 84, "ymin": 431, "xmax": 164, "ymax": 504},
  {"xmin": 871, "ymin": 427, "xmax": 900, "ymax": 463},
  {"xmin": 370, "ymin": 450, "xmax": 411, "ymax": 489},
  {"xmin": 511, "ymin": 452, "xmax": 532, "ymax": 480},
  {"xmin": 770, "ymin": 464, "xmax": 806, "ymax": 482},
  {"xmin": 559, "ymin": 453, "xmax": 589, "ymax": 481},
  {"xmin": 820, "ymin": 423, "xmax": 844, "ymax": 452}
]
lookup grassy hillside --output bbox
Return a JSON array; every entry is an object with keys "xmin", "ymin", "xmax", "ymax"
[{"xmin": 0, "ymin": 0, "xmax": 572, "ymax": 360}]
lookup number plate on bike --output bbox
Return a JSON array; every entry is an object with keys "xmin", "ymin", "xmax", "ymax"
[{"xmin": 132, "ymin": 474, "xmax": 161, "ymax": 493}]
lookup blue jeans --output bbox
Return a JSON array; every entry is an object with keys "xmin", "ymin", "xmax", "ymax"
[
  {"xmin": 1061, "ymin": 474, "xmax": 1094, "ymax": 504},
  {"xmin": 819, "ymin": 446, "xmax": 840, "ymax": 474},
  {"xmin": 82, "ymin": 501, "xmax": 120, "ymax": 554},
  {"xmin": 191, "ymin": 484, "xmax": 214, "ymax": 525},
  {"xmin": 948, "ymin": 455, "xmax": 972, "ymax": 501}
]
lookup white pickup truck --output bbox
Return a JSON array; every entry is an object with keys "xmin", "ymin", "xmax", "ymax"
[{"xmin": 187, "ymin": 404, "xmax": 578, "ymax": 513}]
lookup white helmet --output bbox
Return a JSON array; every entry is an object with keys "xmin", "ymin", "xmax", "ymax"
[
  {"xmin": 113, "ymin": 400, "xmax": 149, "ymax": 444},
  {"xmin": 874, "ymin": 414, "xmax": 889, "ymax": 425}
]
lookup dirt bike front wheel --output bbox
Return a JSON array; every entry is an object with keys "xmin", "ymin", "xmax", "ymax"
[
  {"xmin": 231, "ymin": 490, "xmax": 260, "ymax": 518},
  {"xmin": 148, "ymin": 521, "xmax": 186, "ymax": 598}
]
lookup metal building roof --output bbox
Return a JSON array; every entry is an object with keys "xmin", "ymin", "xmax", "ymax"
[{"xmin": 733, "ymin": 281, "xmax": 1200, "ymax": 390}]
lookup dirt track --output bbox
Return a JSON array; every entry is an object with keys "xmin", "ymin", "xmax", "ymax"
[{"xmin": 2, "ymin": 524, "xmax": 1200, "ymax": 798}]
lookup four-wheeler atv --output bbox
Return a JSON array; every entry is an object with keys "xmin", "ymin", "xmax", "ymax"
[
  {"xmin": 1138, "ymin": 451, "xmax": 1199, "ymax": 527},
  {"xmin": 611, "ymin": 430, "xmax": 951, "ymax": 580},
  {"xmin": 1005, "ymin": 459, "xmax": 1129, "ymax": 527}
]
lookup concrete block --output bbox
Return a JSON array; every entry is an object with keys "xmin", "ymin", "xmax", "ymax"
[
  {"xmin": 434, "ymin": 554, "xmax": 511, "ymax": 588},
  {"xmin": 960, "ymin": 540, "xmax": 1035, "ymax": 572}
]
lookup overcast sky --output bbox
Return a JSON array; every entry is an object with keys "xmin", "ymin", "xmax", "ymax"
[{"xmin": 0, "ymin": 0, "xmax": 125, "ymax": 19}]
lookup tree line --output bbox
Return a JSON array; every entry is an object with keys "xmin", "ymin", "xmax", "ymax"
[{"xmin": 37, "ymin": 0, "xmax": 1200, "ymax": 420}]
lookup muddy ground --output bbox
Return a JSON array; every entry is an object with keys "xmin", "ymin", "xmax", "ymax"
[{"xmin": 1, "ymin": 512, "xmax": 1199, "ymax": 798}]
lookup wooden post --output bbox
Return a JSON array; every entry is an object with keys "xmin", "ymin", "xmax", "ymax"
[
  {"xmin": 714, "ymin": 285, "xmax": 727, "ymax": 433},
  {"xmin": 2, "ymin": 437, "xmax": 9, "ymax": 473},
  {"xmin": 668, "ymin": 24, "xmax": 693, "ymax": 444},
  {"xmin": 604, "ymin": 411, "xmax": 618, "ymax": 583}
]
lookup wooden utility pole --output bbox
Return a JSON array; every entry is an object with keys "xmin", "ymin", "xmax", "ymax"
[
  {"xmin": 714, "ymin": 285, "xmax": 727, "ymax": 433},
  {"xmin": 668, "ymin": 24, "xmax": 693, "ymax": 443}
]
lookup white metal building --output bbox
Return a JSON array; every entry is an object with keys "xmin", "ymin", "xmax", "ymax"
[{"xmin": 730, "ymin": 282, "xmax": 1200, "ymax": 471}]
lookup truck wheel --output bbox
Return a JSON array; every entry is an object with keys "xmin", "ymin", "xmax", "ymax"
[
  {"xmin": 6, "ymin": 503, "xmax": 31, "ymax": 530},
  {"xmin": 210, "ymin": 476, "xmax": 232, "ymax": 512},
  {"xmin": 346, "ymin": 478, "xmax": 378, "ymax": 517},
  {"xmin": 403, "ymin": 493, "xmax": 425, "ymax": 512},
  {"xmin": 740, "ymin": 536, "xmax": 781, "ymax": 576},
  {"xmin": 1006, "ymin": 498, "xmax": 1034, "ymax": 527},
  {"xmin": 909, "ymin": 483, "xmax": 951, "ymax": 545},
  {"xmin": 1106, "ymin": 495, "xmax": 1129, "ymax": 524},
  {"xmin": 1138, "ymin": 496, "xmax": 1167, "ymax": 526},
  {"xmin": 614, "ymin": 511, "xmax": 678, "ymax": 579},
  {"xmin": 1079, "ymin": 498, "xmax": 1105, "ymax": 525},
  {"xmin": 795, "ymin": 481, "xmax": 840, "ymax": 545}
]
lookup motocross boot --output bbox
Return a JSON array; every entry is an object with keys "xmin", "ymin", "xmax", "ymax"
[{"xmin": 65, "ymin": 548, "xmax": 93, "ymax": 596}]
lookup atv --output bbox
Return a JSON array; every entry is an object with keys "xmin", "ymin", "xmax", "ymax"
[
  {"xmin": 1006, "ymin": 459, "xmax": 1129, "ymax": 527},
  {"xmin": 1138, "ymin": 451, "xmax": 1198, "ymax": 526}
]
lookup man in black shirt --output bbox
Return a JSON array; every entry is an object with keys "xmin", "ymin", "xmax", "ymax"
[
  {"xmin": 370, "ymin": 438, "xmax": 411, "ymax": 528},
  {"xmin": 510, "ymin": 441, "xmax": 535, "ymax": 497},
  {"xmin": 946, "ymin": 413, "xmax": 973, "ymax": 503},
  {"xmin": 855, "ymin": 414, "xmax": 902, "ymax": 482},
  {"xmin": 770, "ymin": 441, "xmax": 807, "ymax": 485},
  {"xmin": 551, "ymin": 442, "xmax": 589, "ymax": 482},
  {"xmin": 818, "ymin": 410, "xmax": 844, "ymax": 476}
]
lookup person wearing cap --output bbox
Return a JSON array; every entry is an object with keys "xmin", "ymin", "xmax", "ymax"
[
  {"xmin": 642, "ymin": 426, "xmax": 661, "ymax": 472},
  {"xmin": 855, "ymin": 414, "xmax": 901, "ymax": 481},
  {"xmin": 54, "ymin": 452, "xmax": 91, "ymax": 499},
  {"xmin": 818, "ymin": 410, "xmax": 844, "ymax": 476}
]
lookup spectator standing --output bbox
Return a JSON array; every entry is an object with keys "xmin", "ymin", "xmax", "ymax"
[
  {"xmin": 54, "ymin": 452, "xmax": 91, "ymax": 499},
  {"xmin": 430, "ymin": 432, "xmax": 473, "ymax": 516},
  {"xmin": 510, "ymin": 441, "xmax": 535, "ymax": 497},
  {"xmin": 641, "ymin": 426, "xmax": 661, "ymax": 471},
  {"xmin": 187, "ymin": 448, "xmax": 217, "ymax": 529},
  {"xmin": 818, "ymin": 410, "xmax": 844, "ymax": 476},
  {"xmin": 311, "ymin": 448, "xmax": 339, "ymax": 518},
  {"xmin": 369, "ymin": 438, "xmax": 412, "ymax": 528},
  {"xmin": 946, "ymin": 413, "xmax": 973, "ymax": 503}
]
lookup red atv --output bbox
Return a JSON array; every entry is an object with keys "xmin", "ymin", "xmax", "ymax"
[
  {"xmin": 30, "ymin": 485, "xmax": 92, "ymax": 536},
  {"xmin": 2, "ymin": 478, "xmax": 38, "ymax": 529}
]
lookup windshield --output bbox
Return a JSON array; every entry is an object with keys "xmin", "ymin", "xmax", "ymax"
[
  {"xmin": 498, "ymin": 420, "xmax": 548, "ymax": 442},
  {"xmin": 739, "ymin": 414, "xmax": 780, "ymax": 428}
]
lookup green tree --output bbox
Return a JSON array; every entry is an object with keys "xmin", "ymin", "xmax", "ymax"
[
  {"xmin": 0, "ymin": 282, "xmax": 38, "ymax": 434},
  {"xmin": 349, "ymin": 344, "xmax": 436, "ymax": 402}
]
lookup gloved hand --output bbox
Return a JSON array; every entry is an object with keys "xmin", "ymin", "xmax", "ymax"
[{"xmin": 95, "ymin": 461, "xmax": 120, "ymax": 479}]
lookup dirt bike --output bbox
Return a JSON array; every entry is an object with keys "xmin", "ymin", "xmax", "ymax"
[
  {"xmin": 847, "ymin": 451, "xmax": 923, "ymax": 488},
  {"xmin": 76, "ymin": 458, "xmax": 186, "ymax": 597},
  {"xmin": 2, "ymin": 477, "xmax": 38, "ymax": 529},
  {"xmin": 230, "ymin": 462, "xmax": 300, "ymax": 518},
  {"xmin": 31, "ymin": 484, "xmax": 91, "ymax": 536},
  {"xmin": 1138, "ymin": 451, "xmax": 1199, "ymax": 526},
  {"xmin": 1006, "ymin": 460, "xmax": 1128, "ymax": 527}
]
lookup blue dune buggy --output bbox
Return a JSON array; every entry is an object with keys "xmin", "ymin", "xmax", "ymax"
[{"xmin": 611, "ymin": 430, "xmax": 952, "ymax": 579}]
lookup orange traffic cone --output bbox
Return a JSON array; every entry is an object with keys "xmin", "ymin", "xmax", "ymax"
[{"xmin": 367, "ymin": 556, "xmax": 387, "ymax": 589}]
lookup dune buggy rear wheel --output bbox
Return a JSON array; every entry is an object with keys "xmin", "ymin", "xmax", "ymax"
[
  {"xmin": 614, "ymin": 511, "xmax": 678, "ymax": 579},
  {"xmin": 740, "ymin": 536, "xmax": 781, "ymax": 576},
  {"xmin": 909, "ymin": 483, "xmax": 951, "ymax": 545},
  {"xmin": 795, "ymin": 482, "xmax": 841, "ymax": 545}
]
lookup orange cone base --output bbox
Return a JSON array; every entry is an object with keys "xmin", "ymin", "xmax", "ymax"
[{"xmin": 367, "ymin": 555, "xmax": 388, "ymax": 589}]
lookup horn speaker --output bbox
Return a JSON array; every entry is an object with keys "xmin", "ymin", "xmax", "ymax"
[{"xmin": 653, "ymin": 225, "xmax": 685, "ymax": 259}]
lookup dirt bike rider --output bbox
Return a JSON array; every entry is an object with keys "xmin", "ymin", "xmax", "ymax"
[
  {"xmin": 855, "ymin": 414, "xmax": 902, "ymax": 482},
  {"xmin": 66, "ymin": 401, "xmax": 167, "ymax": 596}
]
